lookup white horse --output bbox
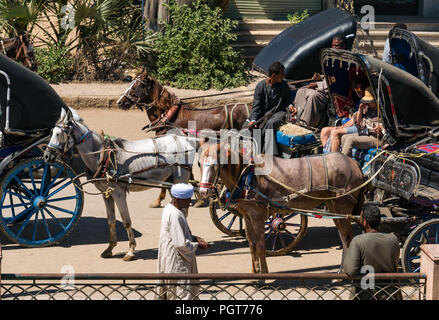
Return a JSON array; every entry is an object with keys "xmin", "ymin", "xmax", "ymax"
[{"xmin": 44, "ymin": 108, "xmax": 198, "ymax": 261}]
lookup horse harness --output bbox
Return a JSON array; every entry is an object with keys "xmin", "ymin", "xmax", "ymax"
[{"xmin": 219, "ymin": 153, "xmax": 358, "ymax": 215}]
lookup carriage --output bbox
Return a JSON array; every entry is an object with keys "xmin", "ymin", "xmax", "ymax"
[
  {"xmin": 209, "ymin": 11, "xmax": 439, "ymax": 273},
  {"xmin": 0, "ymin": 55, "xmax": 85, "ymax": 247}
]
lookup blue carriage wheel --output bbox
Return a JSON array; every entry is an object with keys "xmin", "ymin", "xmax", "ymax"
[
  {"xmin": 402, "ymin": 219, "xmax": 439, "ymax": 273},
  {"xmin": 265, "ymin": 212, "xmax": 308, "ymax": 256},
  {"xmin": 0, "ymin": 157, "xmax": 84, "ymax": 247},
  {"xmin": 209, "ymin": 182, "xmax": 245, "ymax": 237}
]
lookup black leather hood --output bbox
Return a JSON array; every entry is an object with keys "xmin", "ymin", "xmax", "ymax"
[
  {"xmin": 253, "ymin": 8, "xmax": 357, "ymax": 81},
  {"xmin": 389, "ymin": 28, "xmax": 439, "ymax": 99},
  {"xmin": 0, "ymin": 54, "xmax": 65, "ymax": 134},
  {"xmin": 321, "ymin": 49, "xmax": 439, "ymax": 145}
]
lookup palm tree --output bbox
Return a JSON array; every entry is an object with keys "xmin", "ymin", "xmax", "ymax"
[{"xmin": 0, "ymin": 0, "xmax": 47, "ymax": 37}]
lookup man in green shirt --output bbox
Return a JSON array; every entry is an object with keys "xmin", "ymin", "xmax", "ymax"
[{"xmin": 343, "ymin": 205, "xmax": 401, "ymax": 300}]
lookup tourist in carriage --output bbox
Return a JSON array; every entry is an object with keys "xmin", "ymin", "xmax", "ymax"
[
  {"xmin": 340, "ymin": 87, "xmax": 385, "ymax": 157},
  {"xmin": 293, "ymin": 35, "xmax": 348, "ymax": 128},
  {"xmin": 320, "ymin": 74, "xmax": 368, "ymax": 153},
  {"xmin": 244, "ymin": 61, "xmax": 294, "ymax": 156}
]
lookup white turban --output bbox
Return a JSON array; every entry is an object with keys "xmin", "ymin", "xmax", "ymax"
[{"xmin": 170, "ymin": 183, "xmax": 194, "ymax": 199}]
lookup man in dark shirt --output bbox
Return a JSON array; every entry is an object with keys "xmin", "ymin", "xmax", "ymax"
[
  {"xmin": 245, "ymin": 61, "xmax": 294, "ymax": 156},
  {"xmin": 343, "ymin": 205, "xmax": 401, "ymax": 300}
]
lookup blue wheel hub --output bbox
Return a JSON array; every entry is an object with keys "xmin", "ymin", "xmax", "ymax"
[{"xmin": 33, "ymin": 196, "xmax": 46, "ymax": 209}]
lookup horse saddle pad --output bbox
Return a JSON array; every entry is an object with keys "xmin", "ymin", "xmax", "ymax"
[
  {"xmin": 276, "ymin": 124, "xmax": 316, "ymax": 147},
  {"xmin": 332, "ymin": 93, "xmax": 355, "ymax": 118}
]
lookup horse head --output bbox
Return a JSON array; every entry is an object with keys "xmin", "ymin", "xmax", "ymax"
[
  {"xmin": 118, "ymin": 70, "xmax": 177, "ymax": 122},
  {"xmin": 44, "ymin": 108, "xmax": 84, "ymax": 163},
  {"xmin": 198, "ymin": 130, "xmax": 257, "ymax": 198},
  {"xmin": 7, "ymin": 34, "xmax": 38, "ymax": 71}
]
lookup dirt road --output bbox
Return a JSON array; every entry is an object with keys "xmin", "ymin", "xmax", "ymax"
[{"xmin": 0, "ymin": 109, "xmax": 361, "ymax": 274}]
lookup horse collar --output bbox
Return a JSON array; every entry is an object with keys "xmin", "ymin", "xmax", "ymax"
[{"xmin": 75, "ymin": 130, "xmax": 92, "ymax": 145}]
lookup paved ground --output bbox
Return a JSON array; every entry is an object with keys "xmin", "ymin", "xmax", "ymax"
[{"xmin": 0, "ymin": 108, "xmax": 362, "ymax": 275}]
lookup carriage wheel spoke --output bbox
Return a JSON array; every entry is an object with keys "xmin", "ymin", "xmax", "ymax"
[
  {"xmin": 43, "ymin": 208, "xmax": 67, "ymax": 231},
  {"xmin": 44, "ymin": 166, "xmax": 65, "ymax": 196},
  {"xmin": 227, "ymin": 215, "xmax": 237, "ymax": 230},
  {"xmin": 46, "ymin": 204, "xmax": 75, "ymax": 215},
  {"xmin": 279, "ymin": 233, "xmax": 287, "ymax": 249},
  {"xmin": 28, "ymin": 164, "xmax": 39, "ymax": 193},
  {"xmin": 32, "ymin": 210, "xmax": 39, "ymax": 242},
  {"xmin": 4, "ymin": 189, "xmax": 32, "ymax": 202},
  {"xmin": 46, "ymin": 195, "xmax": 79, "ymax": 203},
  {"xmin": 16, "ymin": 208, "xmax": 37, "ymax": 237},
  {"xmin": 219, "ymin": 212, "xmax": 231, "ymax": 221},
  {"xmin": 46, "ymin": 179, "xmax": 73, "ymax": 199},
  {"xmin": 7, "ymin": 206, "xmax": 35, "ymax": 225},
  {"xmin": 409, "ymin": 255, "xmax": 420, "ymax": 260},
  {"xmin": 284, "ymin": 229, "xmax": 297, "ymax": 239},
  {"xmin": 12, "ymin": 176, "xmax": 34, "ymax": 198},
  {"xmin": 2, "ymin": 202, "xmax": 32, "ymax": 209},
  {"xmin": 265, "ymin": 228, "xmax": 273, "ymax": 241},
  {"xmin": 271, "ymin": 232, "xmax": 278, "ymax": 251},
  {"xmin": 40, "ymin": 209, "xmax": 52, "ymax": 239}
]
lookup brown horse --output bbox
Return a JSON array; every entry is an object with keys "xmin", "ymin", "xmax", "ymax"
[
  {"xmin": 0, "ymin": 34, "xmax": 38, "ymax": 71},
  {"xmin": 117, "ymin": 71, "xmax": 252, "ymax": 208},
  {"xmin": 198, "ymin": 141, "xmax": 365, "ymax": 273}
]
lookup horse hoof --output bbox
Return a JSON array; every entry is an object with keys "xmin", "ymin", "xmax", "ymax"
[
  {"xmin": 123, "ymin": 253, "xmax": 136, "ymax": 261},
  {"xmin": 193, "ymin": 200, "xmax": 206, "ymax": 208},
  {"xmin": 149, "ymin": 202, "xmax": 161, "ymax": 208},
  {"xmin": 101, "ymin": 250, "xmax": 113, "ymax": 259}
]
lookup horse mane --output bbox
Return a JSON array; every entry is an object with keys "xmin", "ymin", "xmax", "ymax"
[{"xmin": 140, "ymin": 71, "xmax": 180, "ymax": 112}]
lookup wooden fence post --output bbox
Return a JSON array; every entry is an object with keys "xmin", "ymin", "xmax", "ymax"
[{"xmin": 420, "ymin": 244, "xmax": 439, "ymax": 300}]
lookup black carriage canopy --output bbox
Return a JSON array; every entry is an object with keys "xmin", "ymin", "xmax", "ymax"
[
  {"xmin": 253, "ymin": 8, "xmax": 357, "ymax": 81},
  {"xmin": 0, "ymin": 54, "xmax": 66, "ymax": 134},
  {"xmin": 320, "ymin": 48, "xmax": 439, "ymax": 145},
  {"xmin": 389, "ymin": 28, "xmax": 439, "ymax": 99}
]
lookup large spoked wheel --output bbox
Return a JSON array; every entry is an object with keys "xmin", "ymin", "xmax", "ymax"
[
  {"xmin": 265, "ymin": 212, "xmax": 308, "ymax": 256},
  {"xmin": 402, "ymin": 219, "xmax": 439, "ymax": 273},
  {"xmin": 0, "ymin": 157, "xmax": 84, "ymax": 247},
  {"xmin": 209, "ymin": 183, "xmax": 245, "ymax": 237}
]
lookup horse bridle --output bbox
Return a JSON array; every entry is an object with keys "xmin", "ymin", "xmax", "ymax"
[
  {"xmin": 120, "ymin": 76, "xmax": 167, "ymax": 112},
  {"xmin": 48, "ymin": 121, "xmax": 92, "ymax": 154}
]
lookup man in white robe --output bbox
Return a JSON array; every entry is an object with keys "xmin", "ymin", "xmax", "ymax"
[{"xmin": 156, "ymin": 183, "xmax": 209, "ymax": 300}]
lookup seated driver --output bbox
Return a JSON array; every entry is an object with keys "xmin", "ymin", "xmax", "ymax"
[{"xmin": 340, "ymin": 87, "xmax": 385, "ymax": 156}]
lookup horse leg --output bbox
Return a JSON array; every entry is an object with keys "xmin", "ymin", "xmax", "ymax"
[
  {"xmin": 101, "ymin": 195, "xmax": 117, "ymax": 258},
  {"xmin": 191, "ymin": 171, "xmax": 206, "ymax": 208},
  {"xmin": 112, "ymin": 189, "xmax": 137, "ymax": 261},
  {"xmin": 150, "ymin": 188, "xmax": 166, "ymax": 208},
  {"xmin": 329, "ymin": 202, "xmax": 354, "ymax": 273},
  {"xmin": 237, "ymin": 201, "xmax": 268, "ymax": 274}
]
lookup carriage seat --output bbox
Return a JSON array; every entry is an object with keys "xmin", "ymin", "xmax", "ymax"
[
  {"xmin": 275, "ymin": 123, "xmax": 316, "ymax": 148},
  {"xmin": 351, "ymin": 147, "xmax": 379, "ymax": 173}
]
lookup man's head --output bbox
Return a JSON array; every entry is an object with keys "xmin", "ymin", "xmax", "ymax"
[
  {"xmin": 332, "ymin": 35, "xmax": 347, "ymax": 50},
  {"xmin": 360, "ymin": 87, "xmax": 377, "ymax": 109},
  {"xmin": 360, "ymin": 205, "xmax": 381, "ymax": 231},
  {"xmin": 352, "ymin": 74, "xmax": 368, "ymax": 99},
  {"xmin": 268, "ymin": 61, "xmax": 285, "ymax": 84},
  {"xmin": 170, "ymin": 183, "xmax": 194, "ymax": 212},
  {"xmin": 393, "ymin": 22, "xmax": 408, "ymax": 30}
]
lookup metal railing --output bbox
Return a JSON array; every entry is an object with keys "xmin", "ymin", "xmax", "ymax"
[{"xmin": 0, "ymin": 272, "xmax": 426, "ymax": 300}]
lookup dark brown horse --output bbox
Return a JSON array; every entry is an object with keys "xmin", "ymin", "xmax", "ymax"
[
  {"xmin": 0, "ymin": 34, "xmax": 38, "ymax": 71},
  {"xmin": 117, "ymin": 71, "xmax": 252, "ymax": 207},
  {"xmin": 198, "ymin": 141, "xmax": 365, "ymax": 273}
]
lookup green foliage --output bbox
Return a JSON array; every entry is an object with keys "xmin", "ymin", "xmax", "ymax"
[
  {"xmin": 287, "ymin": 9, "xmax": 310, "ymax": 25},
  {"xmin": 34, "ymin": 40, "xmax": 70, "ymax": 83},
  {"xmin": 153, "ymin": 0, "xmax": 248, "ymax": 90}
]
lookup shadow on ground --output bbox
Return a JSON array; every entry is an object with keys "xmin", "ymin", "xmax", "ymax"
[{"xmin": 0, "ymin": 217, "xmax": 142, "ymax": 250}]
